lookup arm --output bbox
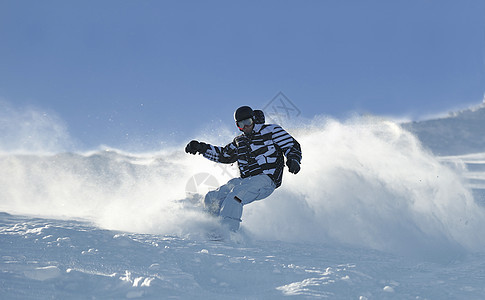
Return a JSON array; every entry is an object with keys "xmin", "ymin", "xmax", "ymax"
[
  {"xmin": 203, "ymin": 140, "xmax": 238, "ymax": 164},
  {"xmin": 272, "ymin": 126, "xmax": 302, "ymax": 173},
  {"xmin": 185, "ymin": 139, "xmax": 238, "ymax": 164}
]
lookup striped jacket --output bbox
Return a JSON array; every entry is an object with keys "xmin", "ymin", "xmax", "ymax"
[{"xmin": 203, "ymin": 123, "xmax": 302, "ymax": 188}]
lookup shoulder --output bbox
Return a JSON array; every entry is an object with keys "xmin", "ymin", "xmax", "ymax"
[{"xmin": 260, "ymin": 124, "xmax": 285, "ymax": 134}]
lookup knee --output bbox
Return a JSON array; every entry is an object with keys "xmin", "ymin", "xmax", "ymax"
[
  {"xmin": 204, "ymin": 190, "xmax": 222, "ymax": 216},
  {"xmin": 204, "ymin": 190, "xmax": 216, "ymax": 205}
]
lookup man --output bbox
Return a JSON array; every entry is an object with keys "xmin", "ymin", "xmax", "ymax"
[{"xmin": 185, "ymin": 106, "xmax": 302, "ymax": 233}]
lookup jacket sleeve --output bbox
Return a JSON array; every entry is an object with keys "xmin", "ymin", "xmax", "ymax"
[
  {"xmin": 202, "ymin": 139, "xmax": 238, "ymax": 164},
  {"xmin": 272, "ymin": 126, "xmax": 302, "ymax": 163}
]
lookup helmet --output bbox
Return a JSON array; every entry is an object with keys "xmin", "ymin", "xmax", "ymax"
[{"xmin": 234, "ymin": 106, "xmax": 254, "ymax": 122}]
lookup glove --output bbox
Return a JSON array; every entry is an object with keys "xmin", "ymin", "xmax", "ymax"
[
  {"xmin": 185, "ymin": 140, "xmax": 209, "ymax": 155},
  {"xmin": 286, "ymin": 159, "xmax": 301, "ymax": 174}
]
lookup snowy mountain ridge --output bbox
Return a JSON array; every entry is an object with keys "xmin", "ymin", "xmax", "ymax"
[{"xmin": 402, "ymin": 100, "xmax": 485, "ymax": 155}]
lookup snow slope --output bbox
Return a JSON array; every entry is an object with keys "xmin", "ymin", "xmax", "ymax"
[
  {"xmin": 402, "ymin": 101, "xmax": 485, "ymax": 156},
  {"xmin": 1, "ymin": 213, "xmax": 485, "ymax": 299},
  {"xmin": 1, "ymin": 112, "xmax": 485, "ymax": 299}
]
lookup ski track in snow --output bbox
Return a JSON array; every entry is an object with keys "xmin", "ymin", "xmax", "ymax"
[
  {"xmin": 1, "ymin": 213, "xmax": 485, "ymax": 299},
  {"xmin": 439, "ymin": 152, "xmax": 485, "ymax": 207}
]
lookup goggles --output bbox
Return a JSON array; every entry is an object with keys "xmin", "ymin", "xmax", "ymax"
[{"xmin": 236, "ymin": 118, "xmax": 254, "ymax": 130}]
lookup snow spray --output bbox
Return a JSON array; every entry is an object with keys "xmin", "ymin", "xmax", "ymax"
[
  {"xmin": 245, "ymin": 116, "xmax": 485, "ymax": 257},
  {"xmin": 1, "ymin": 110, "xmax": 484, "ymax": 258}
]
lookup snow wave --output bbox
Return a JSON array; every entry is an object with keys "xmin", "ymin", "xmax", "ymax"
[
  {"xmin": 1, "ymin": 116, "xmax": 484, "ymax": 257},
  {"xmin": 245, "ymin": 117, "xmax": 485, "ymax": 257}
]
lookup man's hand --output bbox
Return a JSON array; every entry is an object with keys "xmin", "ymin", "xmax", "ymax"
[
  {"xmin": 185, "ymin": 140, "xmax": 209, "ymax": 155},
  {"xmin": 286, "ymin": 159, "xmax": 301, "ymax": 174}
]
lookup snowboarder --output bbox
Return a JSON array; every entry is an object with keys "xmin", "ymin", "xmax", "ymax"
[{"xmin": 185, "ymin": 106, "xmax": 302, "ymax": 233}]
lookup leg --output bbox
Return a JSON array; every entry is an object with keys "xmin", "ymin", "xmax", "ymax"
[
  {"xmin": 204, "ymin": 178, "xmax": 242, "ymax": 216},
  {"xmin": 220, "ymin": 174, "xmax": 275, "ymax": 231}
]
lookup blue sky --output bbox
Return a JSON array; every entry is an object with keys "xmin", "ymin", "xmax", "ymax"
[{"xmin": 1, "ymin": 0, "xmax": 484, "ymax": 151}]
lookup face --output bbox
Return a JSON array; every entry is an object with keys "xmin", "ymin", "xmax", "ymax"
[
  {"xmin": 237, "ymin": 118, "xmax": 254, "ymax": 135},
  {"xmin": 242, "ymin": 123, "xmax": 254, "ymax": 135}
]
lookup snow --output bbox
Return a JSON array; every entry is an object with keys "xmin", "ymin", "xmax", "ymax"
[
  {"xmin": 24, "ymin": 266, "xmax": 62, "ymax": 281},
  {"xmin": 1, "ymin": 213, "xmax": 485, "ymax": 299},
  {"xmin": 1, "ymin": 110, "xmax": 485, "ymax": 299},
  {"xmin": 402, "ymin": 102, "xmax": 485, "ymax": 156}
]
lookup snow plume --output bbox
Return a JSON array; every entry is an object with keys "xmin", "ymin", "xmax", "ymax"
[
  {"xmin": 0, "ymin": 100, "xmax": 73, "ymax": 153},
  {"xmin": 245, "ymin": 116, "xmax": 485, "ymax": 256},
  {"xmin": 0, "ymin": 149, "xmax": 223, "ymax": 237},
  {"xmin": 1, "ymin": 114, "xmax": 484, "ymax": 258}
]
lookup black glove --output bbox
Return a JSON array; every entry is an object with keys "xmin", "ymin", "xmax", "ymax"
[
  {"xmin": 185, "ymin": 140, "xmax": 209, "ymax": 155},
  {"xmin": 286, "ymin": 159, "xmax": 301, "ymax": 174}
]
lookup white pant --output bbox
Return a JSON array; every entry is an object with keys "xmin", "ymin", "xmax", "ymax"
[{"xmin": 204, "ymin": 174, "xmax": 275, "ymax": 231}]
